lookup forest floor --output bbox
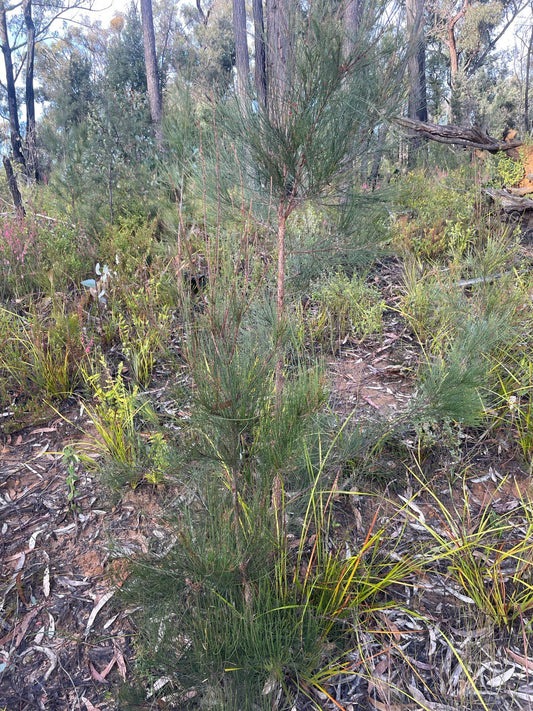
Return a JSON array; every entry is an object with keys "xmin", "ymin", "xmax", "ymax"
[{"xmin": 2, "ymin": 258, "xmax": 533, "ymax": 711}]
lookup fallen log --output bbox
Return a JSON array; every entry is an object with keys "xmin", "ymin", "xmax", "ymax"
[
  {"xmin": 484, "ymin": 188, "xmax": 533, "ymax": 213},
  {"xmin": 394, "ymin": 117, "xmax": 523, "ymax": 154}
]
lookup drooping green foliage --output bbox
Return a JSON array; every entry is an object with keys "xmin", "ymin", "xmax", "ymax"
[
  {"xmin": 38, "ymin": 7, "xmax": 155, "ymax": 232},
  {"xmin": 216, "ymin": 3, "xmax": 404, "ymax": 213},
  {"xmin": 106, "ymin": 2, "xmax": 147, "ymax": 94}
]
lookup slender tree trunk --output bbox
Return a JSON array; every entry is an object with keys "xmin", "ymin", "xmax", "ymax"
[
  {"xmin": 108, "ymin": 161, "xmax": 114, "ymax": 224},
  {"xmin": 407, "ymin": 0, "xmax": 427, "ymax": 165},
  {"xmin": 266, "ymin": 0, "xmax": 291, "ymax": 120},
  {"xmin": 252, "ymin": 0, "xmax": 267, "ymax": 110},
  {"xmin": 369, "ymin": 126, "xmax": 389, "ymax": 188},
  {"xmin": 525, "ymin": 22, "xmax": 533, "ymax": 134},
  {"xmin": 0, "ymin": 2, "xmax": 26, "ymax": 169},
  {"xmin": 232, "ymin": 0, "xmax": 250, "ymax": 99},
  {"xmin": 196, "ymin": 0, "xmax": 210, "ymax": 25},
  {"xmin": 23, "ymin": 0, "xmax": 39, "ymax": 181},
  {"xmin": 445, "ymin": 1, "xmax": 468, "ymax": 89},
  {"xmin": 3, "ymin": 156, "xmax": 24, "ymax": 216},
  {"xmin": 343, "ymin": 0, "xmax": 365, "ymax": 54},
  {"xmin": 140, "ymin": 0, "xmax": 163, "ymax": 149},
  {"xmin": 407, "ymin": 0, "xmax": 427, "ymax": 122},
  {"xmin": 265, "ymin": 0, "xmax": 293, "ymax": 395}
]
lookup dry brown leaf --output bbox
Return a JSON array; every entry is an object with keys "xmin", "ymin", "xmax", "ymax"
[
  {"xmin": 362, "ymin": 395, "xmax": 380, "ymax": 409},
  {"xmin": 81, "ymin": 697, "xmax": 100, "ymax": 711},
  {"xmin": 507, "ymin": 648, "xmax": 533, "ymax": 671},
  {"xmin": 15, "ymin": 571, "xmax": 28, "ymax": 606},
  {"xmin": 99, "ymin": 655, "xmax": 117, "ymax": 679},
  {"xmin": 406, "ymin": 683, "xmax": 458, "ymax": 710},
  {"xmin": 89, "ymin": 661, "xmax": 109, "ymax": 683},
  {"xmin": 378, "ymin": 613, "xmax": 402, "ymax": 641},
  {"xmin": 32, "ymin": 645, "xmax": 57, "ymax": 681},
  {"xmin": 367, "ymin": 697, "xmax": 405, "ymax": 711},
  {"xmin": 0, "ymin": 605, "xmax": 41, "ymax": 648},
  {"xmin": 367, "ymin": 657, "xmax": 392, "ymax": 704},
  {"xmin": 42, "ymin": 565, "xmax": 50, "ymax": 598},
  {"xmin": 28, "ymin": 528, "xmax": 46, "ymax": 550},
  {"xmin": 113, "ymin": 643, "xmax": 127, "ymax": 680},
  {"xmin": 373, "ymin": 657, "xmax": 390, "ymax": 676},
  {"xmin": 486, "ymin": 666, "xmax": 515, "ymax": 687},
  {"xmin": 13, "ymin": 551, "xmax": 26, "ymax": 572}
]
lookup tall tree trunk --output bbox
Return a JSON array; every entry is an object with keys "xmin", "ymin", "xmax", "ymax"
[
  {"xmin": 23, "ymin": 0, "xmax": 39, "ymax": 181},
  {"xmin": 252, "ymin": 0, "xmax": 267, "ymax": 110},
  {"xmin": 265, "ymin": 0, "xmax": 292, "ymax": 332},
  {"xmin": 525, "ymin": 21, "xmax": 533, "ymax": 134},
  {"xmin": 265, "ymin": 0, "xmax": 291, "ymax": 121},
  {"xmin": 369, "ymin": 126, "xmax": 389, "ymax": 188},
  {"xmin": 0, "ymin": 1, "xmax": 26, "ymax": 169},
  {"xmin": 232, "ymin": 0, "xmax": 250, "ymax": 99},
  {"xmin": 3, "ymin": 156, "xmax": 24, "ymax": 216},
  {"xmin": 343, "ymin": 0, "xmax": 365, "ymax": 54},
  {"xmin": 407, "ymin": 0, "xmax": 427, "ymax": 165},
  {"xmin": 140, "ymin": 0, "xmax": 163, "ymax": 149}
]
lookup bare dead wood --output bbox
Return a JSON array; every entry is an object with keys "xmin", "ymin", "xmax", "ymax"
[
  {"xmin": 508, "ymin": 186, "xmax": 533, "ymax": 197},
  {"xmin": 395, "ymin": 117, "xmax": 523, "ymax": 154},
  {"xmin": 484, "ymin": 188, "xmax": 533, "ymax": 213}
]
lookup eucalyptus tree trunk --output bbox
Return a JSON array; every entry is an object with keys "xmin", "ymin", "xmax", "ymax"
[
  {"xmin": 252, "ymin": 0, "xmax": 267, "ymax": 110},
  {"xmin": 23, "ymin": 0, "xmax": 39, "ymax": 181},
  {"xmin": 232, "ymin": 0, "xmax": 250, "ymax": 99},
  {"xmin": 343, "ymin": 0, "xmax": 365, "ymax": 53},
  {"xmin": 140, "ymin": 0, "xmax": 163, "ymax": 149},
  {"xmin": 3, "ymin": 156, "xmax": 24, "ymax": 217},
  {"xmin": 265, "ymin": 0, "xmax": 291, "ymax": 121},
  {"xmin": 407, "ymin": 0, "xmax": 427, "ymax": 165},
  {"xmin": 0, "ymin": 1, "xmax": 26, "ymax": 169},
  {"xmin": 525, "ymin": 22, "xmax": 533, "ymax": 134},
  {"xmin": 445, "ymin": 1, "xmax": 468, "ymax": 89}
]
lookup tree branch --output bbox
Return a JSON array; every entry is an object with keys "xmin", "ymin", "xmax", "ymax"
[{"xmin": 395, "ymin": 116, "xmax": 523, "ymax": 153}]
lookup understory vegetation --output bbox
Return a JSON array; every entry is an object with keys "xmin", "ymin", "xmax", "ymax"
[
  {"xmin": 2, "ymin": 2, "xmax": 533, "ymax": 710},
  {"xmin": 3, "ymin": 136, "xmax": 533, "ymax": 710}
]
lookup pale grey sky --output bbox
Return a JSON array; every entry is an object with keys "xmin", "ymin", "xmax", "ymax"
[{"xmin": 79, "ymin": 0, "xmax": 132, "ymax": 27}]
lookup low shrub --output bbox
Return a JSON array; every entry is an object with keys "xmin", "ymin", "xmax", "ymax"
[
  {"xmin": 0, "ymin": 215, "xmax": 93, "ymax": 298},
  {"xmin": 392, "ymin": 168, "xmax": 478, "ymax": 260},
  {"xmin": 309, "ymin": 271, "xmax": 385, "ymax": 351}
]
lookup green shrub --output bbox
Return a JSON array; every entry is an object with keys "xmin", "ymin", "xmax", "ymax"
[
  {"xmin": 489, "ymin": 349, "xmax": 533, "ymax": 467},
  {"xmin": 78, "ymin": 357, "xmax": 171, "ymax": 488},
  {"xmin": 309, "ymin": 271, "xmax": 385, "ymax": 350},
  {"xmin": 0, "ymin": 215, "xmax": 93, "ymax": 298},
  {"xmin": 0, "ymin": 302, "xmax": 86, "ymax": 400},
  {"xmin": 97, "ymin": 214, "xmax": 160, "ymax": 280},
  {"xmin": 400, "ymin": 230, "xmax": 524, "ymax": 350},
  {"xmin": 120, "ymin": 448, "xmax": 413, "ymax": 710},
  {"xmin": 491, "ymin": 151, "xmax": 526, "ymax": 187},
  {"xmin": 287, "ymin": 202, "xmax": 390, "ymax": 289},
  {"xmin": 392, "ymin": 168, "xmax": 477, "ymax": 260},
  {"xmin": 115, "ymin": 291, "xmax": 171, "ymax": 387}
]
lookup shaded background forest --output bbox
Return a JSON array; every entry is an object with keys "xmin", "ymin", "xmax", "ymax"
[{"xmin": 0, "ymin": 0, "xmax": 529, "ymax": 229}]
